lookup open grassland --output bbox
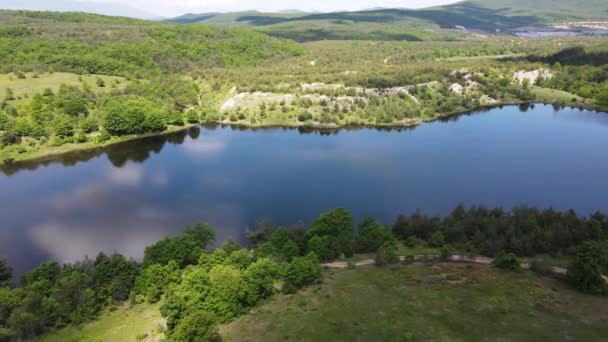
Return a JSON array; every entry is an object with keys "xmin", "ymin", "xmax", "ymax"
[
  {"xmin": 39, "ymin": 302, "xmax": 165, "ymax": 342},
  {"xmin": 0, "ymin": 72, "xmax": 126, "ymax": 98},
  {"xmin": 220, "ymin": 263, "xmax": 608, "ymax": 341}
]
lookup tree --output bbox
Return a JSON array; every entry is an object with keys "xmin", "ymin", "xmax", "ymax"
[
  {"xmin": 0, "ymin": 259, "xmax": 11, "ymax": 288},
  {"xmin": 226, "ymin": 249, "xmax": 252, "ymax": 270},
  {"xmin": 355, "ymin": 217, "xmax": 392, "ymax": 253},
  {"xmin": 268, "ymin": 228, "xmax": 299, "ymax": 261},
  {"xmin": 103, "ymin": 98, "xmax": 168, "ymax": 136},
  {"xmin": 186, "ymin": 110, "xmax": 199, "ymax": 124},
  {"xmin": 96, "ymin": 77, "xmax": 105, "ymax": 87},
  {"xmin": 568, "ymin": 241, "xmax": 608, "ymax": 295},
  {"xmin": 171, "ymin": 310, "xmax": 217, "ymax": 342},
  {"xmin": 133, "ymin": 261, "xmax": 180, "ymax": 303},
  {"xmin": 306, "ymin": 208, "xmax": 355, "ymax": 259},
  {"xmin": 144, "ymin": 223, "xmax": 215, "ymax": 268},
  {"xmin": 597, "ymin": 83, "xmax": 608, "ymax": 107},
  {"xmin": 282, "ymin": 253, "xmax": 322, "ymax": 294},
  {"xmin": 429, "ymin": 231, "xmax": 446, "ymax": 248},
  {"xmin": 246, "ymin": 218, "xmax": 273, "ymax": 246},
  {"xmin": 307, "ymin": 235, "xmax": 331, "ymax": 261},
  {"xmin": 203, "ymin": 265, "xmax": 247, "ymax": 321},
  {"xmin": 440, "ymin": 244, "xmax": 455, "ymax": 261},
  {"xmin": 243, "ymin": 258, "xmax": 278, "ymax": 305},
  {"xmin": 375, "ymin": 237, "xmax": 399, "ymax": 266},
  {"xmin": 92, "ymin": 253, "xmax": 138, "ymax": 303}
]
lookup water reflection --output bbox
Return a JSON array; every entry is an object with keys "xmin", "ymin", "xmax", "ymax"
[{"xmin": 2, "ymin": 105, "xmax": 608, "ymax": 277}]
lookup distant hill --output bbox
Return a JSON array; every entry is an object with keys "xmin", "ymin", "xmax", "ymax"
[
  {"xmin": 0, "ymin": 0, "xmax": 157, "ymax": 19},
  {"xmin": 165, "ymin": 0, "xmax": 608, "ymax": 41}
]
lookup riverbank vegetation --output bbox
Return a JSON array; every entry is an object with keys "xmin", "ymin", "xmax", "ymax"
[
  {"xmin": 0, "ymin": 10, "xmax": 607, "ymax": 163},
  {"xmin": 1, "ymin": 205, "xmax": 608, "ymax": 341}
]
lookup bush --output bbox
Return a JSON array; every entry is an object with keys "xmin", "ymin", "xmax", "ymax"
[
  {"xmin": 492, "ymin": 253, "xmax": 520, "ymax": 272},
  {"xmin": 405, "ymin": 236, "xmax": 417, "ymax": 248},
  {"xmin": 133, "ymin": 261, "xmax": 180, "ymax": 303},
  {"xmin": 171, "ymin": 310, "xmax": 217, "ymax": 342},
  {"xmin": 243, "ymin": 258, "xmax": 278, "ymax": 304},
  {"xmin": 306, "ymin": 208, "xmax": 355, "ymax": 260},
  {"xmin": 203, "ymin": 265, "xmax": 247, "ymax": 321},
  {"xmin": 81, "ymin": 117, "xmax": 99, "ymax": 133},
  {"xmin": 186, "ymin": 110, "xmax": 199, "ymax": 124},
  {"xmin": 568, "ymin": 241, "xmax": 608, "ymax": 295},
  {"xmin": 375, "ymin": 237, "xmax": 399, "ymax": 266},
  {"xmin": 297, "ymin": 111, "xmax": 313, "ymax": 122},
  {"xmin": 429, "ymin": 231, "xmax": 445, "ymax": 248},
  {"xmin": 440, "ymin": 244, "xmax": 455, "ymax": 260},
  {"xmin": 282, "ymin": 253, "xmax": 322, "ymax": 294}
]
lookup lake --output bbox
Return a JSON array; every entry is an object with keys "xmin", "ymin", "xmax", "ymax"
[{"xmin": 2, "ymin": 104, "xmax": 608, "ymax": 276}]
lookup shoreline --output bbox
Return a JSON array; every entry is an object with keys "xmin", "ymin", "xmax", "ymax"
[{"xmin": 2, "ymin": 101, "xmax": 606, "ymax": 168}]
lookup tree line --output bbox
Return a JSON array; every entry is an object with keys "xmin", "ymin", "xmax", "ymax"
[{"xmin": 1, "ymin": 205, "xmax": 608, "ymax": 340}]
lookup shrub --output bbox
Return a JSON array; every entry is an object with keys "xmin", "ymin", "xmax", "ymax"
[
  {"xmin": 81, "ymin": 117, "xmax": 99, "ymax": 133},
  {"xmin": 243, "ymin": 258, "xmax": 278, "ymax": 304},
  {"xmin": 171, "ymin": 310, "xmax": 217, "ymax": 342},
  {"xmin": 186, "ymin": 110, "xmax": 199, "ymax": 124},
  {"xmin": 440, "ymin": 244, "xmax": 455, "ymax": 260},
  {"xmin": 375, "ymin": 237, "xmax": 399, "ymax": 266},
  {"xmin": 492, "ymin": 253, "xmax": 520, "ymax": 272},
  {"xmin": 297, "ymin": 111, "xmax": 313, "ymax": 122},
  {"xmin": 568, "ymin": 241, "xmax": 608, "ymax": 295},
  {"xmin": 429, "ymin": 231, "xmax": 445, "ymax": 248},
  {"xmin": 283, "ymin": 253, "xmax": 322, "ymax": 294}
]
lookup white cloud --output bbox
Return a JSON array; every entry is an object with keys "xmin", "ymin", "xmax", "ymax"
[{"xmin": 107, "ymin": 163, "xmax": 144, "ymax": 186}]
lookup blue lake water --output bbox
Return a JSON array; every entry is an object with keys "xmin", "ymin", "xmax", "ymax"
[{"xmin": 2, "ymin": 104, "xmax": 608, "ymax": 276}]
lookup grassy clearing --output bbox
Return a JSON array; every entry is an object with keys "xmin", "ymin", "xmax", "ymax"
[
  {"xmin": 532, "ymin": 86, "xmax": 585, "ymax": 105},
  {"xmin": 39, "ymin": 302, "xmax": 165, "ymax": 342},
  {"xmin": 0, "ymin": 72, "xmax": 126, "ymax": 99},
  {"xmin": 220, "ymin": 263, "xmax": 608, "ymax": 341}
]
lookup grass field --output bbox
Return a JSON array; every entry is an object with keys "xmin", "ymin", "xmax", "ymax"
[
  {"xmin": 0, "ymin": 72, "xmax": 126, "ymax": 99},
  {"xmin": 532, "ymin": 87, "xmax": 585, "ymax": 105},
  {"xmin": 39, "ymin": 302, "xmax": 165, "ymax": 342},
  {"xmin": 220, "ymin": 263, "xmax": 608, "ymax": 341}
]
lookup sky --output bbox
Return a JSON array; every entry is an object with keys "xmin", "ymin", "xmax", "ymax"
[{"xmin": 0, "ymin": 0, "xmax": 463, "ymax": 18}]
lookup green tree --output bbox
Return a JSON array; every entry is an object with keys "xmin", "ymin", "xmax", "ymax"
[
  {"xmin": 0, "ymin": 259, "xmax": 11, "ymax": 288},
  {"xmin": 568, "ymin": 241, "xmax": 608, "ymax": 295},
  {"xmin": 226, "ymin": 249, "xmax": 252, "ymax": 270},
  {"xmin": 429, "ymin": 231, "xmax": 446, "ymax": 248},
  {"xmin": 355, "ymin": 217, "xmax": 392, "ymax": 253},
  {"xmin": 144, "ymin": 223, "xmax": 215, "ymax": 268},
  {"xmin": 306, "ymin": 208, "xmax": 355, "ymax": 259},
  {"xmin": 243, "ymin": 258, "xmax": 278, "ymax": 305},
  {"xmin": 203, "ymin": 265, "xmax": 247, "ymax": 321},
  {"xmin": 282, "ymin": 253, "xmax": 322, "ymax": 294},
  {"xmin": 96, "ymin": 77, "xmax": 105, "ymax": 87},
  {"xmin": 375, "ymin": 236, "xmax": 399, "ymax": 266},
  {"xmin": 171, "ymin": 310, "xmax": 217, "ymax": 342},
  {"xmin": 597, "ymin": 83, "xmax": 608, "ymax": 107},
  {"xmin": 133, "ymin": 261, "xmax": 180, "ymax": 303}
]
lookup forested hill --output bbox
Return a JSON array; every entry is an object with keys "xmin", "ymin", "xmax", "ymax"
[
  {"xmin": 459, "ymin": 0, "xmax": 608, "ymax": 22},
  {"xmin": 0, "ymin": 10, "xmax": 304, "ymax": 77},
  {"xmin": 165, "ymin": 0, "xmax": 608, "ymax": 41}
]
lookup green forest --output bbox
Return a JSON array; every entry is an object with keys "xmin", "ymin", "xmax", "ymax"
[
  {"xmin": 1, "ymin": 10, "xmax": 608, "ymax": 164},
  {"xmin": 1, "ymin": 205, "xmax": 608, "ymax": 341}
]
